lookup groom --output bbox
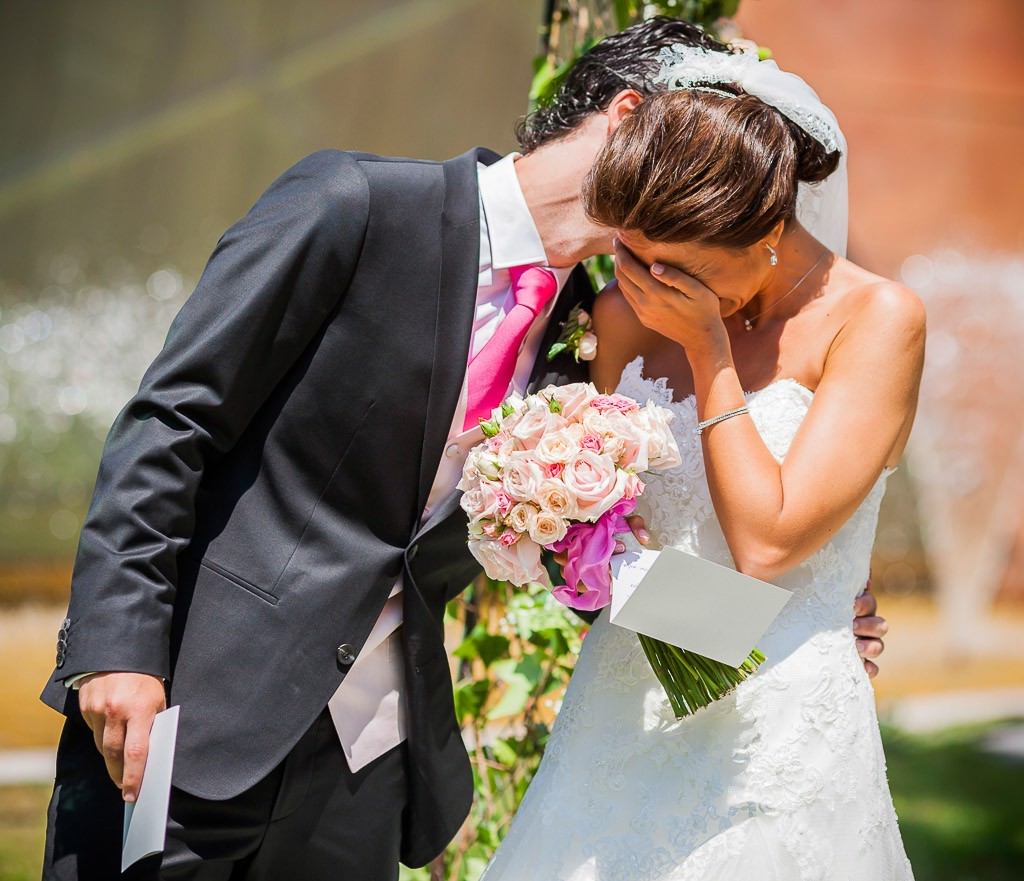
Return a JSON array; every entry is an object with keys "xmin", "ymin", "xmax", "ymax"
[{"xmin": 41, "ymin": 16, "xmax": 887, "ymax": 880}]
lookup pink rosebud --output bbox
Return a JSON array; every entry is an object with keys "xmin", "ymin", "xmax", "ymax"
[
  {"xmin": 482, "ymin": 522, "xmax": 499, "ymax": 537},
  {"xmin": 590, "ymin": 394, "xmax": 640, "ymax": 415},
  {"xmin": 494, "ymin": 489, "xmax": 515, "ymax": 516},
  {"xmin": 499, "ymin": 530, "xmax": 521, "ymax": 547},
  {"xmin": 580, "ymin": 433, "xmax": 603, "ymax": 453},
  {"xmin": 546, "ymin": 462, "xmax": 564, "ymax": 478}
]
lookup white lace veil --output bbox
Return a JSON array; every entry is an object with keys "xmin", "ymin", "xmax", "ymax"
[{"xmin": 655, "ymin": 45, "xmax": 849, "ymax": 256}]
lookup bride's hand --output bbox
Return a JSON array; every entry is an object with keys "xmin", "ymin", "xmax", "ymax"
[
  {"xmin": 853, "ymin": 578, "xmax": 887, "ymax": 679},
  {"xmin": 613, "ymin": 239, "xmax": 726, "ymax": 351}
]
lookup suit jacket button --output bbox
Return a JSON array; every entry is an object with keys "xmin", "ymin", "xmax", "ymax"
[
  {"xmin": 336, "ymin": 644, "xmax": 357, "ymax": 666},
  {"xmin": 55, "ymin": 648, "xmax": 66, "ymax": 668}
]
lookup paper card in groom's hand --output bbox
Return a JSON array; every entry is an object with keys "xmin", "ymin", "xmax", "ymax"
[
  {"xmin": 122, "ymin": 705, "xmax": 179, "ymax": 872},
  {"xmin": 609, "ymin": 545, "xmax": 792, "ymax": 667}
]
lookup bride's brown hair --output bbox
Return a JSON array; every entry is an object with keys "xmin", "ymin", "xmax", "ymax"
[{"xmin": 583, "ymin": 89, "xmax": 841, "ymax": 248}]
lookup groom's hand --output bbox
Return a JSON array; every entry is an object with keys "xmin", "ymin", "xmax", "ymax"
[
  {"xmin": 853, "ymin": 578, "xmax": 887, "ymax": 678},
  {"xmin": 77, "ymin": 672, "xmax": 167, "ymax": 802}
]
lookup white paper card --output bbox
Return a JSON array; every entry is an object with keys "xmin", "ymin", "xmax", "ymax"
[
  {"xmin": 610, "ymin": 545, "xmax": 792, "ymax": 667},
  {"xmin": 122, "ymin": 705, "xmax": 180, "ymax": 873}
]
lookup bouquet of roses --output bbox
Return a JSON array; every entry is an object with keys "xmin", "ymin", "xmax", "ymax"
[{"xmin": 458, "ymin": 382, "xmax": 765, "ymax": 718}]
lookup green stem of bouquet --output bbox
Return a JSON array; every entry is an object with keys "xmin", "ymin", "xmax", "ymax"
[{"xmin": 637, "ymin": 634, "xmax": 766, "ymax": 719}]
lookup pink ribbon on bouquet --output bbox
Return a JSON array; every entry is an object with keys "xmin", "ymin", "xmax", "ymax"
[{"xmin": 546, "ymin": 497, "xmax": 637, "ymax": 611}]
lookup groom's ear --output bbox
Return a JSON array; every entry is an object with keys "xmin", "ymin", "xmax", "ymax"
[{"xmin": 604, "ymin": 89, "xmax": 645, "ymax": 135}]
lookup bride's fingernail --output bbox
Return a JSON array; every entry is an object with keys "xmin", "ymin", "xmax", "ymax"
[
  {"xmin": 651, "ymin": 263, "xmax": 665, "ymax": 275},
  {"xmin": 614, "ymin": 541, "xmax": 626, "ymax": 553},
  {"xmin": 639, "ymin": 529, "xmax": 650, "ymax": 543}
]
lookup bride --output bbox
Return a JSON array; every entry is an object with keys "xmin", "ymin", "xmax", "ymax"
[{"xmin": 481, "ymin": 46, "xmax": 921, "ymax": 881}]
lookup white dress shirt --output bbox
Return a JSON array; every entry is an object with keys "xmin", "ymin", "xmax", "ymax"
[{"xmin": 328, "ymin": 154, "xmax": 572, "ymax": 771}]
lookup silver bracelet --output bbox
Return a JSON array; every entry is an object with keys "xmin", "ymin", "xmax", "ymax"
[{"xmin": 694, "ymin": 405, "xmax": 750, "ymax": 435}]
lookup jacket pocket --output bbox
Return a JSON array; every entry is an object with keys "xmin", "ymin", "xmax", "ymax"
[{"xmin": 199, "ymin": 559, "xmax": 279, "ymax": 606}]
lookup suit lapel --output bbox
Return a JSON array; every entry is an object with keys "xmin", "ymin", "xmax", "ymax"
[{"xmin": 413, "ymin": 148, "xmax": 496, "ymax": 516}]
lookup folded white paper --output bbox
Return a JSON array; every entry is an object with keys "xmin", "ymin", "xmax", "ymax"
[
  {"xmin": 122, "ymin": 705, "xmax": 180, "ymax": 873},
  {"xmin": 610, "ymin": 544, "xmax": 792, "ymax": 667}
]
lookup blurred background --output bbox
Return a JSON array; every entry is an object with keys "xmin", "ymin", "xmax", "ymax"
[{"xmin": 0, "ymin": 1, "xmax": 1021, "ymax": 878}]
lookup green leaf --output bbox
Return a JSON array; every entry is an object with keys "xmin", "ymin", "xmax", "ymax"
[
  {"xmin": 546, "ymin": 341, "xmax": 568, "ymax": 362},
  {"xmin": 453, "ymin": 625, "xmax": 511, "ymax": 668},
  {"xmin": 500, "ymin": 401, "xmax": 516, "ymax": 418},
  {"xmin": 491, "ymin": 737, "xmax": 519, "ymax": 766},
  {"xmin": 547, "ymin": 396, "xmax": 563, "ymax": 414},
  {"xmin": 453, "ymin": 679, "xmax": 490, "ymax": 724}
]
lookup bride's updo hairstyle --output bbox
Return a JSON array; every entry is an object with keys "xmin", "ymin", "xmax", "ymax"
[{"xmin": 583, "ymin": 87, "xmax": 841, "ymax": 248}]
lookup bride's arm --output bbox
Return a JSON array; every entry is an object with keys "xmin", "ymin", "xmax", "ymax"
[
  {"xmin": 589, "ymin": 282, "xmax": 664, "ymax": 393},
  {"xmin": 616, "ymin": 253, "xmax": 925, "ymax": 583}
]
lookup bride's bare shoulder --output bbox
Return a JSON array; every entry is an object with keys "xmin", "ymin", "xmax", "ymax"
[{"xmin": 591, "ymin": 282, "xmax": 664, "ymax": 392}]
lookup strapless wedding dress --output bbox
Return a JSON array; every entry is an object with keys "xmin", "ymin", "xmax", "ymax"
[{"xmin": 480, "ymin": 356, "xmax": 914, "ymax": 881}]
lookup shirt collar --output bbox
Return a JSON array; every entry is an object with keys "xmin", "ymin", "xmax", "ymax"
[{"xmin": 478, "ymin": 153, "xmax": 549, "ymax": 271}]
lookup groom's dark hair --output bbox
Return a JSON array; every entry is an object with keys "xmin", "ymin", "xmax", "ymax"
[{"xmin": 516, "ymin": 16, "xmax": 733, "ymax": 152}]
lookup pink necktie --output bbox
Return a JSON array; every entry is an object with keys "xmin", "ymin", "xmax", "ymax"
[{"xmin": 463, "ymin": 266, "xmax": 559, "ymax": 431}]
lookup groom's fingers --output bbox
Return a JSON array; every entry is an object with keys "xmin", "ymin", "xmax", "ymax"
[
  {"xmin": 120, "ymin": 714, "xmax": 155, "ymax": 804},
  {"xmin": 100, "ymin": 716, "xmax": 128, "ymax": 791}
]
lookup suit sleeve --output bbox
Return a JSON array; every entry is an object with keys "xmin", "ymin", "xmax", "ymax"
[{"xmin": 55, "ymin": 150, "xmax": 370, "ymax": 684}]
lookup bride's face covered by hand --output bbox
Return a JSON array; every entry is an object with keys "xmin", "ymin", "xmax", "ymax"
[
  {"xmin": 615, "ymin": 229, "xmax": 779, "ymax": 318},
  {"xmin": 583, "ymin": 89, "xmax": 840, "ymax": 307}
]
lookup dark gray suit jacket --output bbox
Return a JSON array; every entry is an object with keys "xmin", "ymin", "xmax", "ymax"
[{"xmin": 41, "ymin": 147, "xmax": 595, "ymax": 866}]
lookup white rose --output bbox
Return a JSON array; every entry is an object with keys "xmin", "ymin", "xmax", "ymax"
[
  {"xmin": 507, "ymin": 502, "xmax": 539, "ymax": 534},
  {"xmin": 535, "ymin": 478, "xmax": 578, "ymax": 519},
  {"xmin": 577, "ymin": 331, "xmax": 598, "ymax": 361},
  {"xmin": 534, "ymin": 428, "xmax": 578, "ymax": 465},
  {"xmin": 529, "ymin": 511, "xmax": 568, "ymax": 546}
]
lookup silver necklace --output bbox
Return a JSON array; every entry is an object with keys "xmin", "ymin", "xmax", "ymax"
[{"xmin": 743, "ymin": 248, "xmax": 829, "ymax": 332}]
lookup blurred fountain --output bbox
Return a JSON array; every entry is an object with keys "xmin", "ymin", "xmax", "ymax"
[{"xmin": 902, "ymin": 250, "xmax": 1024, "ymax": 654}]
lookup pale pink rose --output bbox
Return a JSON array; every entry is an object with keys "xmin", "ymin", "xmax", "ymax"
[
  {"xmin": 529, "ymin": 511, "xmax": 568, "ymax": 545},
  {"xmin": 482, "ymin": 522, "xmax": 499, "ymax": 538},
  {"xmin": 576, "ymin": 468, "xmax": 632, "ymax": 519},
  {"xmin": 580, "ymin": 433, "xmax": 603, "ymax": 453},
  {"xmin": 499, "ymin": 530, "xmax": 520, "ymax": 547},
  {"xmin": 507, "ymin": 502, "xmax": 539, "ymax": 535},
  {"xmin": 469, "ymin": 537, "xmax": 545, "ymax": 585},
  {"xmin": 535, "ymin": 478, "xmax": 577, "ymax": 519},
  {"xmin": 534, "ymin": 428, "xmax": 579, "ymax": 465},
  {"xmin": 476, "ymin": 481, "xmax": 505, "ymax": 519},
  {"xmin": 562, "ymin": 450, "xmax": 620, "ymax": 520},
  {"xmin": 622, "ymin": 472, "xmax": 646, "ymax": 500},
  {"xmin": 577, "ymin": 331, "xmax": 598, "ymax": 361},
  {"xmin": 502, "ymin": 453, "xmax": 545, "ymax": 501},
  {"xmin": 459, "ymin": 488, "xmax": 485, "ymax": 518},
  {"xmin": 582, "ymin": 409, "xmax": 644, "ymax": 469},
  {"xmin": 509, "ymin": 402, "xmax": 564, "ymax": 449},
  {"xmin": 548, "ymin": 382, "xmax": 599, "ymax": 421},
  {"xmin": 486, "ymin": 431, "xmax": 513, "ymax": 454},
  {"xmin": 639, "ymin": 402, "xmax": 681, "ymax": 470},
  {"xmin": 590, "ymin": 393, "xmax": 640, "ymax": 415},
  {"xmin": 576, "ymin": 309, "xmax": 591, "ymax": 326}
]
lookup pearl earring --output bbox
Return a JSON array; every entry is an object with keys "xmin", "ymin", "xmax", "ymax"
[{"xmin": 766, "ymin": 244, "xmax": 779, "ymax": 266}]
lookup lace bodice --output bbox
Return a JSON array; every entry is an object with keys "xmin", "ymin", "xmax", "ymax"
[
  {"xmin": 481, "ymin": 356, "xmax": 913, "ymax": 881},
  {"xmin": 617, "ymin": 355, "xmax": 891, "ymax": 645}
]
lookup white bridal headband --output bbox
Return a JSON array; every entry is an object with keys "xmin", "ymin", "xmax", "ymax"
[
  {"xmin": 653, "ymin": 43, "xmax": 850, "ymax": 257},
  {"xmin": 654, "ymin": 44, "xmax": 843, "ymax": 154}
]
